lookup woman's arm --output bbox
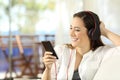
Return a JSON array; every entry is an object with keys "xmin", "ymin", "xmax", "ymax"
[
  {"xmin": 100, "ymin": 22, "xmax": 120, "ymax": 46},
  {"xmin": 42, "ymin": 52, "xmax": 56, "ymax": 80},
  {"xmin": 42, "ymin": 68, "xmax": 51, "ymax": 80}
]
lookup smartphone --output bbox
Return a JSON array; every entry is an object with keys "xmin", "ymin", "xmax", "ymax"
[{"xmin": 41, "ymin": 41, "xmax": 58, "ymax": 59}]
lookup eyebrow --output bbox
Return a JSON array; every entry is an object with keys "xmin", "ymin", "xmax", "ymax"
[
  {"xmin": 73, "ymin": 26, "xmax": 80, "ymax": 29},
  {"xmin": 70, "ymin": 25, "xmax": 80, "ymax": 28}
]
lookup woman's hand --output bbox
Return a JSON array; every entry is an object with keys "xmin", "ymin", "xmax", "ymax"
[
  {"xmin": 100, "ymin": 22, "xmax": 108, "ymax": 37},
  {"xmin": 42, "ymin": 52, "xmax": 56, "ymax": 80},
  {"xmin": 43, "ymin": 52, "xmax": 57, "ymax": 70},
  {"xmin": 100, "ymin": 21, "xmax": 120, "ymax": 46}
]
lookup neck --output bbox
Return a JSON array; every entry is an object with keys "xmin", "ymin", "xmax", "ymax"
[
  {"xmin": 81, "ymin": 40, "xmax": 91, "ymax": 55},
  {"xmin": 76, "ymin": 43, "xmax": 91, "ymax": 55},
  {"xmin": 81, "ymin": 46, "xmax": 91, "ymax": 54}
]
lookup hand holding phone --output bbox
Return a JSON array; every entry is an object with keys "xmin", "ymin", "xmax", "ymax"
[{"xmin": 41, "ymin": 41, "xmax": 58, "ymax": 59}]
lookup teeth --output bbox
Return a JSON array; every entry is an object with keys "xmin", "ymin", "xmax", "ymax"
[{"xmin": 72, "ymin": 38, "xmax": 78, "ymax": 41}]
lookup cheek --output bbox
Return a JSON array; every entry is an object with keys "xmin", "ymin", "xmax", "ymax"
[
  {"xmin": 78, "ymin": 32, "xmax": 88, "ymax": 41},
  {"xmin": 77, "ymin": 32, "xmax": 84, "ymax": 39}
]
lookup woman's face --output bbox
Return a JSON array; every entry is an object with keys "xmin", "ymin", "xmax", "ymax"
[{"xmin": 70, "ymin": 17, "xmax": 90, "ymax": 48}]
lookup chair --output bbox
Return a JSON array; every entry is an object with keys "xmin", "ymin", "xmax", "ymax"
[
  {"xmin": 15, "ymin": 35, "xmax": 35, "ymax": 77},
  {"xmin": 15, "ymin": 35, "xmax": 46, "ymax": 78},
  {"xmin": 1, "ymin": 35, "xmax": 36, "ymax": 78}
]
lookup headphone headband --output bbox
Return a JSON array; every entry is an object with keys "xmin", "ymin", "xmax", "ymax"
[{"xmin": 85, "ymin": 11, "xmax": 100, "ymax": 40}]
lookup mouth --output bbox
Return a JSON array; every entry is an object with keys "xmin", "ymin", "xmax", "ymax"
[{"xmin": 71, "ymin": 38, "xmax": 79, "ymax": 42}]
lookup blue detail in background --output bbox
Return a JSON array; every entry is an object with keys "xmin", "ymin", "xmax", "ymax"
[{"xmin": 0, "ymin": 47, "xmax": 33, "ymax": 72}]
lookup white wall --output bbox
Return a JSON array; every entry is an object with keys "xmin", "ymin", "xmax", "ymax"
[
  {"xmin": 55, "ymin": 0, "xmax": 120, "ymax": 45},
  {"xmin": 55, "ymin": 0, "xmax": 83, "ymax": 45}
]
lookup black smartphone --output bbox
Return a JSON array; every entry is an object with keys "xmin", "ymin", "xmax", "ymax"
[{"xmin": 41, "ymin": 41, "xmax": 58, "ymax": 59}]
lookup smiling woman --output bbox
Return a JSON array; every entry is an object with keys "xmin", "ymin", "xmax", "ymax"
[{"xmin": 42, "ymin": 11, "xmax": 120, "ymax": 80}]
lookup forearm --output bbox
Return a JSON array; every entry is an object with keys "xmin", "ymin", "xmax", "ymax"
[
  {"xmin": 104, "ymin": 29, "xmax": 120, "ymax": 46},
  {"xmin": 42, "ymin": 68, "xmax": 51, "ymax": 80}
]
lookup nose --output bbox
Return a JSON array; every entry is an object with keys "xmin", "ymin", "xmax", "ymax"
[{"xmin": 70, "ymin": 29, "xmax": 75, "ymax": 37}]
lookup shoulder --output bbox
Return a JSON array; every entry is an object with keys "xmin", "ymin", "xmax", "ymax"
[
  {"xmin": 94, "ymin": 45, "xmax": 120, "ymax": 61},
  {"xmin": 94, "ymin": 45, "xmax": 120, "ymax": 53},
  {"xmin": 100, "ymin": 45, "xmax": 120, "ymax": 54},
  {"xmin": 91, "ymin": 45, "xmax": 120, "ymax": 59}
]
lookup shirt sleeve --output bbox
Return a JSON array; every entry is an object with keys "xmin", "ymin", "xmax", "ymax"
[{"xmin": 101, "ymin": 45, "xmax": 120, "ymax": 62}]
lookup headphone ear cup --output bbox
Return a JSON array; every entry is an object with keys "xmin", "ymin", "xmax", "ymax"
[
  {"xmin": 89, "ymin": 27, "xmax": 100, "ymax": 40},
  {"xmin": 88, "ymin": 29, "xmax": 93, "ymax": 39},
  {"xmin": 86, "ymin": 11, "xmax": 101, "ymax": 40}
]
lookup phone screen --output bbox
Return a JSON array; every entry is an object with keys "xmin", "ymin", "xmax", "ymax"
[{"xmin": 41, "ymin": 41, "xmax": 58, "ymax": 59}]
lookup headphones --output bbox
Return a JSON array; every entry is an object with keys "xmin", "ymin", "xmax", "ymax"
[{"xmin": 85, "ymin": 11, "xmax": 100, "ymax": 40}]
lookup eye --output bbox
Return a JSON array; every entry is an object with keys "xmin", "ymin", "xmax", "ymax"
[
  {"xmin": 75, "ymin": 28, "xmax": 80, "ymax": 32},
  {"xmin": 70, "ymin": 27, "xmax": 72, "ymax": 30},
  {"xmin": 70, "ymin": 25, "xmax": 72, "ymax": 30},
  {"xmin": 75, "ymin": 29, "xmax": 80, "ymax": 32}
]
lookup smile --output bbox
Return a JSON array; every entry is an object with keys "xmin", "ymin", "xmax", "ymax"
[{"xmin": 71, "ymin": 38, "xmax": 79, "ymax": 42}]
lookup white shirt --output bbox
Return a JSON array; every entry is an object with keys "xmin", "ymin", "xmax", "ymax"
[
  {"xmin": 50, "ymin": 45, "xmax": 120, "ymax": 80},
  {"xmin": 93, "ymin": 52, "xmax": 120, "ymax": 80}
]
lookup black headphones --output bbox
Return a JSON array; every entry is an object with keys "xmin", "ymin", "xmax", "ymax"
[{"xmin": 85, "ymin": 11, "xmax": 100, "ymax": 40}]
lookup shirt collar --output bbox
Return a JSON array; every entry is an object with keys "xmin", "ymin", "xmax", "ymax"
[{"xmin": 83, "ymin": 50, "xmax": 93, "ymax": 58}]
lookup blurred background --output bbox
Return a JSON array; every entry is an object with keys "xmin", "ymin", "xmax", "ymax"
[{"xmin": 0, "ymin": 0, "xmax": 120, "ymax": 79}]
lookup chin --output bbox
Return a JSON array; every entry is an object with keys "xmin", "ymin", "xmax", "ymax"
[{"xmin": 71, "ymin": 43, "xmax": 78, "ymax": 48}]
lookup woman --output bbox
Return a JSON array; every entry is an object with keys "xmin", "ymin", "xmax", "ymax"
[{"xmin": 42, "ymin": 11, "xmax": 120, "ymax": 80}]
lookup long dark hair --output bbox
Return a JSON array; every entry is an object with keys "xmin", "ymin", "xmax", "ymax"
[{"xmin": 73, "ymin": 11, "xmax": 104, "ymax": 51}]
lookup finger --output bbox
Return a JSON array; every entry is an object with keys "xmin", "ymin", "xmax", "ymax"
[
  {"xmin": 44, "ymin": 54, "xmax": 56, "ymax": 59},
  {"xmin": 44, "ymin": 52, "xmax": 53, "ymax": 56},
  {"xmin": 44, "ymin": 58, "xmax": 56, "ymax": 62},
  {"xmin": 43, "ymin": 58, "xmax": 56, "ymax": 65},
  {"xmin": 45, "ymin": 62, "xmax": 55, "ymax": 66},
  {"xmin": 43, "ymin": 56, "xmax": 56, "ymax": 62}
]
